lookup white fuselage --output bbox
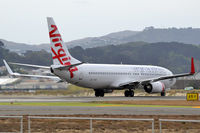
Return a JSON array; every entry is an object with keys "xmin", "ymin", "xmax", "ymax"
[{"xmin": 53, "ymin": 64, "xmax": 176, "ymax": 90}]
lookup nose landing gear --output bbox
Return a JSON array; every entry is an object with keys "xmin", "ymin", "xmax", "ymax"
[
  {"xmin": 161, "ymin": 91, "xmax": 166, "ymax": 96},
  {"xmin": 95, "ymin": 90, "xmax": 105, "ymax": 97}
]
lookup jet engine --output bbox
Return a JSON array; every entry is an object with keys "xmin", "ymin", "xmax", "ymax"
[{"xmin": 144, "ymin": 81, "xmax": 165, "ymax": 93}]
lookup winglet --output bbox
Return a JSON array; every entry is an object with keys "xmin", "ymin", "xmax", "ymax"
[
  {"xmin": 191, "ymin": 57, "xmax": 195, "ymax": 74},
  {"xmin": 3, "ymin": 59, "xmax": 14, "ymax": 75}
]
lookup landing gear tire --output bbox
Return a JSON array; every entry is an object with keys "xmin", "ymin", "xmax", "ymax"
[
  {"xmin": 161, "ymin": 92, "xmax": 166, "ymax": 96},
  {"xmin": 95, "ymin": 91, "xmax": 99, "ymax": 97},
  {"xmin": 124, "ymin": 90, "xmax": 129, "ymax": 97},
  {"xmin": 95, "ymin": 90, "xmax": 104, "ymax": 97},
  {"xmin": 124, "ymin": 90, "xmax": 134, "ymax": 97},
  {"xmin": 100, "ymin": 91, "xmax": 104, "ymax": 97},
  {"xmin": 130, "ymin": 91, "xmax": 134, "ymax": 97}
]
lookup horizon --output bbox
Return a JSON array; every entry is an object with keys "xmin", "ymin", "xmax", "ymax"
[{"xmin": 1, "ymin": 26, "xmax": 200, "ymax": 45}]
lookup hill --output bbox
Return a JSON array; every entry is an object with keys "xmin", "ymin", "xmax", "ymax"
[
  {"xmin": 70, "ymin": 42, "xmax": 200, "ymax": 73},
  {"xmin": 0, "ymin": 42, "xmax": 200, "ymax": 73},
  {"xmin": 0, "ymin": 39, "xmax": 49, "ymax": 53},
  {"xmin": 66, "ymin": 30, "xmax": 139, "ymax": 48},
  {"xmin": 2, "ymin": 27, "xmax": 200, "ymax": 53},
  {"xmin": 67, "ymin": 27, "xmax": 200, "ymax": 48},
  {"xmin": 123, "ymin": 27, "xmax": 200, "ymax": 45},
  {"xmin": 0, "ymin": 30, "xmax": 138, "ymax": 53}
]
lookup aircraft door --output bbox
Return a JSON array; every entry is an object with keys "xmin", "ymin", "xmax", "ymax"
[
  {"xmin": 128, "ymin": 71, "xmax": 132, "ymax": 78},
  {"xmin": 79, "ymin": 72, "xmax": 84, "ymax": 80},
  {"xmin": 78, "ymin": 67, "xmax": 84, "ymax": 81}
]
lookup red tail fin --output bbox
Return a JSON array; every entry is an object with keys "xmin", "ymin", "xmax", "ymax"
[{"xmin": 191, "ymin": 57, "xmax": 195, "ymax": 74}]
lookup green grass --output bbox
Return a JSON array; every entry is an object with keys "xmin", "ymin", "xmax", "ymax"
[
  {"xmin": 0, "ymin": 84, "xmax": 93, "ymax": 96},
  {"xmin": 0, "ymin": 102, "xmax": 195, "ymax": 108},
  {"xmin": 35, "ymin": 85, "xmax": 93, "ymax": 96}
]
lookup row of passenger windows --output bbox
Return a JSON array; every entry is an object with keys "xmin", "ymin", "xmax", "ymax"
[
  {"xmin": 141, "ymin": 73, "xmax": 164, "ymax": 76},
  {"xmin": 89, "ymin": 72, "xmax": 132, "ymax": 75},
  {"xmin": 88, "ymin": 72, "xmax": 164, "ymax": 76}
]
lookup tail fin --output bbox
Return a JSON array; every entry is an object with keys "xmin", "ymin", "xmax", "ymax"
[{"xmin": 47, "ymin": 17, "xmax": 80, "ymax": 66}]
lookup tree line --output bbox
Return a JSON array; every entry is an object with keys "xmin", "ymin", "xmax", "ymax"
[{"xmin": 1, "ymin": 41, "xmax": 200, "ymax": 73}]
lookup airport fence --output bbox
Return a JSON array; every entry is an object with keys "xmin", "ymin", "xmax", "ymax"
[
  {"xmin": 27, "ymin": 116, "xmax": 155, "ymax": 133},
  {"xmin": 0, "ymin": 116, "xmax": 23, "ymax": 133},
  {"xmin": 159, "ymin": 119, "xmax": 200, "ymax": 133},
  {"xmin": 1, "ymin": 116, "xmax": 200, "ymax": 132}
]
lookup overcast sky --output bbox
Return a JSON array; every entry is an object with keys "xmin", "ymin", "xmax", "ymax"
[{"xmin": 0, "ymin": 0, "xmax": 200, "ymax": 44}]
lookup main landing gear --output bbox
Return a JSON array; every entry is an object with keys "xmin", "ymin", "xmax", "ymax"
[
  {"xmin": 95, "ymin": 90, "xmax": 105, "ymax": 97},
  {"xmin": 161, "ymin": 92, "xmax": 166, "ymax": 96},
  {"xmin": 124, "ymin": 90, "xmax": 134, "ymax": 97}
]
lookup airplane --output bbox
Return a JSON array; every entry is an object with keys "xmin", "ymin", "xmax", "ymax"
[{"xmin": 4, "ymin": 17, "xmax": 196, "ymax": 97}]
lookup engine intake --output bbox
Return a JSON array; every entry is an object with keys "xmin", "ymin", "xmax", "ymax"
[
  {"xmin": 144, "ymin": 81, "xmax": 165, "ymax": 93},
  {"xmin": 50, "ymin": 67, "xmax": 54, "ymax": 73}
]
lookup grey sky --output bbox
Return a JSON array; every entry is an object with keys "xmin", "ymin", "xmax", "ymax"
[{"xmin": 0, "ymin": 0, "xmax": 200, "ymax": 44}]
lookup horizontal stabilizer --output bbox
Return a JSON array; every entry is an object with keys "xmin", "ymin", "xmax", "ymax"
[
  {"xmin": 9, "ymin": 62, "xmax": 50, "ymax": 69},
  {"xmin": 53, "ymin": 62, "xmax": 84, "ymax": 70}
]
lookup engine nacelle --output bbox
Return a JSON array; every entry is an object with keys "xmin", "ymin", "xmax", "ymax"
[
  {"xmin": 144, "ymin": 81, "xmax": 165, "ymax": 93},
  {"xmin": 50, "ymin": 67, "xmax": 54, "ymax": 73}
]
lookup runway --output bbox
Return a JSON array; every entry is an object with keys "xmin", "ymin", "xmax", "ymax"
[
  {"xmin": 0, "ymin": 96, "xmax": 199, "ymax": 115},
  {"xmin": 0, "ymin": 96, "xmax": 186, "ymax": 102},
  {"xmin": 0, "ymin": 105, "xmax": 199, "ymax": 115}
]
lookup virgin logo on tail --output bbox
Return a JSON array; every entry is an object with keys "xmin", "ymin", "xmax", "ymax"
[{"xmin": 49, "ymin": 25, "xmax": 78, "ymax": 78}]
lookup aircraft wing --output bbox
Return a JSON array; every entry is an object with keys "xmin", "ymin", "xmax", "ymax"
[
  {"xmin": 3, "ymin": 60, "xmax": 60, "ymax": 81},
  {"xmin": 119, "ymin": 57, "xmax": 195, "ymax": 87}
]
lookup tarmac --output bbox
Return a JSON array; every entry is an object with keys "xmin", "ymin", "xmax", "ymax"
[
  {"xmin": 0, "ymin": 96, "xmax": 199, "ymax": 115},
  {"xmin": 0, "ymin": 96, "xmax": 186, "ymax": 102}
]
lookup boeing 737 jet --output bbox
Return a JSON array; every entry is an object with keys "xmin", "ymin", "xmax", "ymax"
[{"xmin": 4, "ymin": 17, "xmax": 196, "ymax": 97}]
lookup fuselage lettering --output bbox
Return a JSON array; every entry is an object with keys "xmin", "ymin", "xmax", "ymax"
[{"xmin": 49, "ymin": 25, "xmax": 78, "ymax": 78}]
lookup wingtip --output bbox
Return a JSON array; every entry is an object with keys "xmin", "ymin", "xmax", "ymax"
[
  {"xmin": 3, "ymin": 59, "xmax": 7, "ymax": 65},
  {"xmin": 3, "ymin": 59, "xmax": 14, "ymax": 75},
  {"xmin": 191, "ymin": 57, "xmax": 195, "ymax": 74}
]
